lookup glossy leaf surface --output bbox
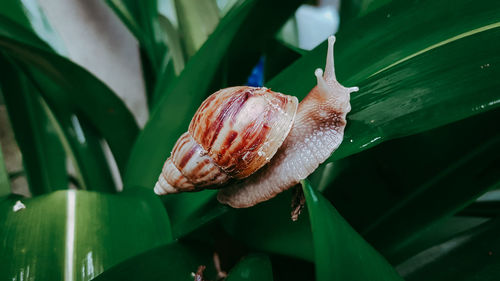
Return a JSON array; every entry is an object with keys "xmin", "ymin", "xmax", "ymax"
[
  {"xmin": 226, "ymin": 254, "xmax": 273, "ymax": 281},
  {"xmin": 124, "ymin": 0, "xmax": 303, "ymax": 189},
  {"xmin": 0, "ymin": 189, "xmax": 171, "ymax": 281},
  {"xmin": 399, "ymin": 217, "xmax": 500, "ymax": 281},
  {"xmin": 322, "ymin": 108, "xmax": 500, "ymax": 262},
  {"xmin": 93, "ymin": 242, "xmax": 215, "ymax": 281},
  {"xmin": 268, "ymin": 0, "xmax": 500, "ymax": 160},
  {"xmin": 302, "ymin": 180, "xmax": 403, "ymax": 281}
]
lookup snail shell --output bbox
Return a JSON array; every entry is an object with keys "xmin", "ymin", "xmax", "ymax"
[
  {"xmin": 155, "ymin": 86, "xmax": 298, "ymax": 193},
  {"xmin": 155, "ymin": 36, "xmax": 358, "ymax": 207}
]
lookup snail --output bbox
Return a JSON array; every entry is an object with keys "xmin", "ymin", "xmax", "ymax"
[{"xmin": 154, "ymin": 36, "xmax": 358, "ymax": 208}]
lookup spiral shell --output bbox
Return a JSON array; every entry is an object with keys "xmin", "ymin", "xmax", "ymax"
[{"xmin": 154, "ymin": 86, "xmax": 298, "ymax": 194}]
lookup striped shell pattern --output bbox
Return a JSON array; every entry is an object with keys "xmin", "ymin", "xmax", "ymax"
[{"xmin": 154, "ymin": 86, "xmax": 299, "ymax": 194}]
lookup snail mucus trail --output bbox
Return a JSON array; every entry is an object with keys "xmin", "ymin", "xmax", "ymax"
[{"xmin": 154, "ymin": 36, "xmax": 358, "ymax": 208}]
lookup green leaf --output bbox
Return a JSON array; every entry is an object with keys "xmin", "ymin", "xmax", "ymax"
[
  {"xmin": 106, "ymin": 0, "xmax": 167, "ymax": 104},
  {"xmin": 93, "ymin": 242, "xmax": 216, "ymax": 281},
  {"xmin": 319, "ymin": 109, "xmax": 500, "ymax": 263},
  {"xmin": 362, "ymin": 133, "xmax": 500, "ymax": 260},
  {"xmin": 390, "ymin": 216, "xmax": 489, "ymax": 266},
  {"xmin": 0, "ymin": 58, "xmax": 68, "ymax": 195},
  {"xmin": 339, "ymin": 0, "xmax": 393, "ymax": 26},
  {"xmin": 124, "ymin": 0, "xmax": 303, "ymax": 190},
  {"xmin": 0, "ymin": 189, "xmax": 172, "ymax": 281},
  {"xmin": 398, "ymin": 217, "xmax": 500, "ymax": 281},
  {"xmin": 268, "ymin": 0, "xmax": 500, "ymax": 161},
  {"xmin": 174, "ymin": 0, "xmax": 220, "ymax": 57},
  {"xmin": 302, "ymin": 180, "xmax": 403, "ymax": 281},
  {"xmin": 0, "ymin": 19, "xmax": 139, "ymax": 175},
  {"xmin": 226, "ymin": 254, "xmax": 273, "ymax": 281},
  {"xmin": 0, "ymin": 0, "xmax": 65, "ymax": 54},
  {"xmin": 0, "ymin": 140, "xmax": 10, "ymax": 197},
  {"xmin": 105, "ymin": 0, "xmax": 143, "ymax": 42},
  {"xmin": 163, "ymin": 190, "xmax": 228, "ymax": 239},
  {"xmin": 158, "ymin": 15, "xmax": 186, "ymax": 76},
  {"xmin": 222, "ymin": 189, "xmax": 314, "ymax": 262},
  {"xmin": 26, "ymin": 67, "xmax": 116, "ymax": 192}
]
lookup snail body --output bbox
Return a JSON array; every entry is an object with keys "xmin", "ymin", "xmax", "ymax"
[{"xmin": 154, "ymin": 36, "xmax": 358, "ymax": 208}]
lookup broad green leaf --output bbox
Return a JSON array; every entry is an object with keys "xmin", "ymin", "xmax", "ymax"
[
  {"xmin": 0, "ymin": 189, "xmax": 171, "ymax": 281},
  {"xmin": 268, "ymin": 0, "xmax": 500, "ymax": 161},
  {"xmin": 0, "ymin": 141, "xmax": 10, "ymax": 197},
  {"xmin": 0, "ymin": 58, "xmax": 67, "ymax": 195},
  {"xmin": 0, "ymin": 19, "xmax": 139, "ymax": 175},
  {"xmin": 124, "ymin": 0, "xmax": 303, "ymax": 190},
  {"xmin": 390, "ymin": 216, "xmax": 489, "ymax": 266},
  {"xmin": 222, "ymin": 189, "xmax": 314, "ymax": 262},
  {"xmin": 339, "ymin": 0, "xmax": 393, "ymax": 25},
  {"xmin": 93, "ymin": 242, "xmax": 216, "ymax": 281},
  {"xmin": 319, "ymin": 109, "xmax": 500, "ymax": 262},
  {"xmin": 226, "ymin": 254, "xmax": 273, "ymax": 281},
  {"xmin": 174, "ymin": 0, "xmax": 220, "ymax": 57},
  {"xmin": 362, "ymin": 135, "xmax": 500, "ymax": 260},
  {"xmin": 302, "ymin": 180, "xmax": 403, "ymax": 281},
  {"xmin": 163, "ymin": 190, "xmax": 228, "ymax": 239},
  {"xmin": 398, "ymin": 217, "xmax": 500, "ymax": 281}
]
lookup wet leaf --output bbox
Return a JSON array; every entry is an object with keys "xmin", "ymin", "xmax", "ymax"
[{"xmin": 0, "ymin": 189, "xmax": 171, "ymax": 281}]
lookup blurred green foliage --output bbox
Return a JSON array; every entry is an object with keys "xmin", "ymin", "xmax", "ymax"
[{"xmin": 0, "ymin": 0, "xmax": 499, "ymax": 280}]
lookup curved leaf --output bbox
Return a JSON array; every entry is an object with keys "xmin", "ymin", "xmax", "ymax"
[
  {"xmin": 27, "ymin": 67, "xmax": 116, "ymax": 192},
  {"xmin": 106, "ymin": 0, "xmax": 166, "ymax": 104},
  {"xmin": 226, "ymin": 254, "xmax": 273, "ymax": 281},
  {"xmin": 362, "ymin": 134, "xmax": 500, "ymax": 260},
  {"xmin": 0, "ymin": 141, "xmax": 10, "ymax": 197},
  {"xmin": 174, "ymin": 0, "xmax": 220, "ymax": 57},
  {"xmin": 0, "ymin": 18, "xmax": 139, "ymax": 174},
  {"xmin": 319, "ymin": 108, "xmax": 500, "ymax": 263},
  {"xmin": 222, "ymin": 190, "xmax": 314, "ymax": 262},
  {"xmin": 399, "ymin": 217, "xmax": 500, "ymax": 281},
  {"xmin": 163, "ymin": 190, "xmax": 228, "ymax": 239},
  {"xmin": 0, "ymin": 0, "xmax": 65, "ymax": 54},
  {"xmin": 0, "ymin": 189, "xmax": 171, "ymax": 281},
  {"xmin": 0, "ymin": 58, "xmax": 67, "ymax": 195},
  {"xmin": 93, "ymin": 242, "xmax": 216, "ymax": 281},
  {"xmin": 302, "ymin": 180, "xmax": 403, "ymax": 281},
  {"xmin": 0, "ymin": 6, "xmax": 118, "ymax": 193}
]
